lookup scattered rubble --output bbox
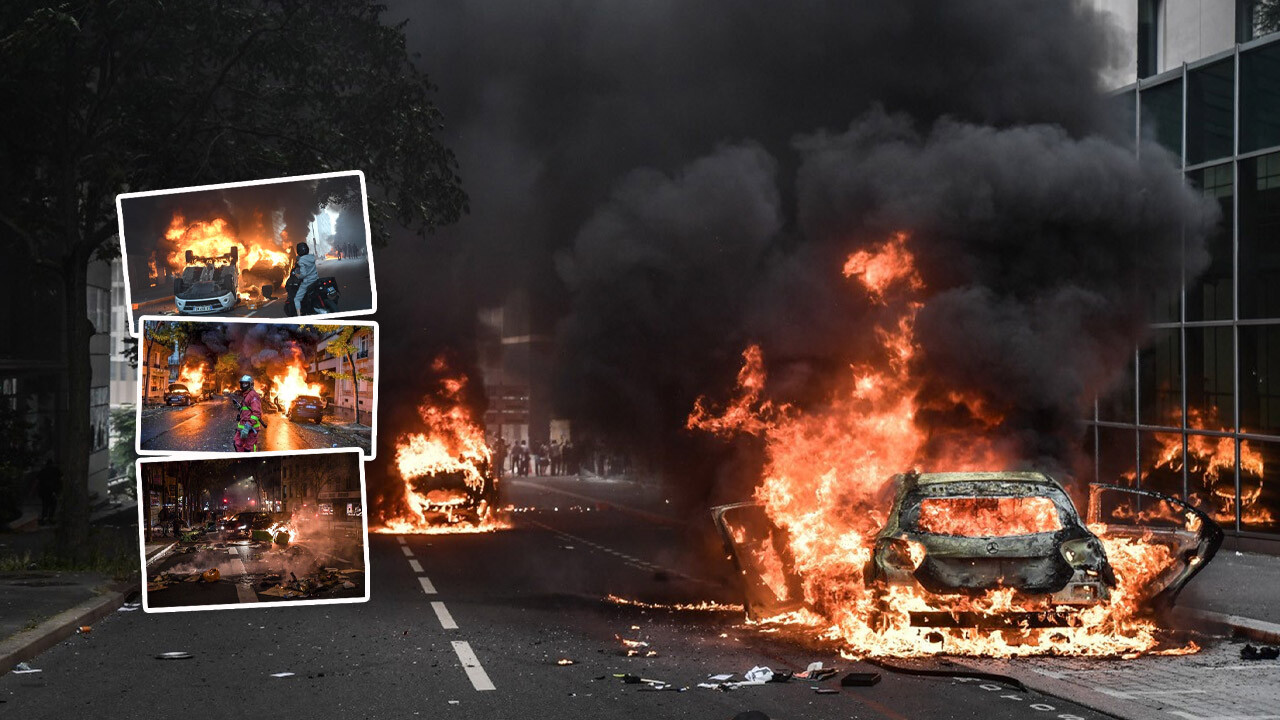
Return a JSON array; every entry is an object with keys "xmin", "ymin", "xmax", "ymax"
[
  {"xmin": 12, "ymin": 662, "xmax": 41, "ymax": 674},
  {"xmin": 155, "ymin": 652, "xmax": 192, "ymax": 660}
]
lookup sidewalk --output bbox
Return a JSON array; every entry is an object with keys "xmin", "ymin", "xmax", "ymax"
[{"xmin": 1171, "ymin": 549, "xmax": 1280, "ymax": 643}]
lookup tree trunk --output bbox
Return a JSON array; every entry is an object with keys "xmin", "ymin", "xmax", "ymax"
[
  {"xmin": 346, "ymin": 351, "xmax": 361, "ymax": 425},
  {"xmin": 55, "ymin": 249, "xmax": 92, "ymax": 559}
]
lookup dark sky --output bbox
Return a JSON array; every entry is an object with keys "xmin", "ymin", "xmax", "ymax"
[{"xmin": 369, "ymin": 2, "xmax": 1217, "ymax": 493}]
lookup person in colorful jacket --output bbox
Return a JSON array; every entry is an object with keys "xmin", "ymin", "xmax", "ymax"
[{"xmin": 233, "ymin": 374, "xmax": 266, "ymax": 452}]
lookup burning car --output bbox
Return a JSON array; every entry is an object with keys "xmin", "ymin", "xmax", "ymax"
[
  {"xmin": 713, "ymin": 471, "xmax": 1221, "ymax": 630},
  {"xmin": 288, "ymin": 394, "xmax": 324, "ymax": 424},
  {"xmin": 164, "ymin": 382, "xmax": 194, "ymax": 406},
  {"xmin": 225, "ymin": 510, "xmax": 275, "ymax": 539},
  {"xmin": 865, "ymin": 471, "xmax": 1114, "ymax": 627},
  {"xmin": 173, "ymin": 247, "xmax": 245, "ymax": 315}
]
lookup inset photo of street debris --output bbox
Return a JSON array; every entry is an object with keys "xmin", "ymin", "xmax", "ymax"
[
  {"xmin": 117, "ymin": 171, "xmax": 376, "ymax": 331},
  {"xmin": 136, "ymin": 450, "xmax": 369, "ymax": 612},
  {"xmin": 136, "ymin": 318, "xmax": 377, "ymax": 457}
]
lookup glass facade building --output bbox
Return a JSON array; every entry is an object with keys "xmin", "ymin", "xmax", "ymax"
[{"xmin": 1096, "ymin": 31, "xmax": 1280, "ymax": 541}]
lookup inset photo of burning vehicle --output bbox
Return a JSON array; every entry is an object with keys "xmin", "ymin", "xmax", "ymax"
[
  {"xmin": 117, "ymin": 171, "xmax": 375, "ymax": 331},
  {"xmin": 136, "ymin": 450, "xmax": 369, "ymax": 612},
  {"xmin": 136, "ymin": 317, "xmax": 377, "ymax": 458}
]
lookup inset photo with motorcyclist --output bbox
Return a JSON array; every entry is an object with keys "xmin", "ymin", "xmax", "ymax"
[
  {"xmin": 136, "ymin": 450, "xmax": 369, "ymax": 613},
  {"xmin": 117, "ymin": 171, "xmax": 376, "ymax": 332},
  {"xmin": 136, "ymin": 318, "xmax": 378, "ymax": 458}
]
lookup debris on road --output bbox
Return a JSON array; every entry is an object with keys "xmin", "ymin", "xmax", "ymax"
[
  {"xmin": 155, "ymin": 652, "xmax": 193, "ymax": 660},
  {"xmin": 556, "ymin": 658, "xmax": 576, "ymax": 665},
  {"xmin": 270, "ymin": 672, "xmax": 295, "ymax": 678},
  {"xmin": 1241, "ymin": 644, "xmax": 1280, "ymax": 660},
  {"xmin": 813, "ymin": 687, "xmax": 840, "ymax": 695},
  {"xmin": 12, "ymin": 662, "xmax": 41, "ymax": 674},
  {"xmin": 77, "ymin": 625, "xmax": 92, "ymax": 634},
  {"xmin": 795, "ymin": 661, "xmax": 837, "ymax": 681},
  {"xmin": 200, "ymin": 568, "xmax": 221, "ymax": 582},
  {"xmin": 840, "ymin": 671, "xmax": 882, "ymax": 687}
]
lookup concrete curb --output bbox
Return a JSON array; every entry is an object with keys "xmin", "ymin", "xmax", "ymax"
[
  {"xmin": 1171, "ymin": 606, "xmax": 1280, "ymax": 645},
  {"xmin": 0, "ymin": 579, "xmax": 137, "ymax": 676}
]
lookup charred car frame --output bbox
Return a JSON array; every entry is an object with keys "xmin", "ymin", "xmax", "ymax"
[{"xmin": 713, "ymin": 471, "xmax": 1221, "ymax": 626}]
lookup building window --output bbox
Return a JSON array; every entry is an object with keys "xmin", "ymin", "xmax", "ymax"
[
  {"xmin": 1238, "ymin": 0, "xmax": 1280, "ymax": 43},
  {"xmin": 1239, "ymin": 152, "xmax": 1280, "ymax": 318},
  {"xmin": 1186, "ymin": 164, "xmax": 1234, "ymax": 321},
  {"xmin": 1186, "ymin": 326, "xmax": 1235, "ymax": 430},
  {"xmin": 1241, "ymin": 41, "xmax": 1280, "ymax": 153},
  {"xmin": 1187, "ymin": 60, "xmax": 1235, "ymax": 165},
  {"xmin": 1139, "ymin": 328, "xmax": 1182, "ymax": 427},
  {"xmin": 1139, "ymin": 0, "xmax": 1162, "ymax": 79},
  {"xmin": 1140, "ymin": 78, "xmax": 1183, "ymax": 159}
]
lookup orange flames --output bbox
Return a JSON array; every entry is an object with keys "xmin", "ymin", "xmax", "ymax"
[
  {"xmin": 178, "ymin": 362, "xmax": 206, "ymax": 392},
  {"xmin": 164, "ymin": 213, "xmax": 291, "ymax": 276},
  {"xmin": 1128, "ymin": 408, "xmax": 1272, "ymax": 527},
  {"xmin": 375, "ymin": 358, "xmax": 508, "ymax": 534},
  {"xmin": 690, "ymin": 232, "xmax": 1191, "ymax": 658},
  {"xmin": 270, "ymin": 359, "xmax": 322, "ymax": 414},
  {"xmin": 916, "ymin": 496, "xmax": 1061, "ymax": 537}
]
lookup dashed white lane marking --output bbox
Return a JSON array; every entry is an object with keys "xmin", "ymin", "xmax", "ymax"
[
  {"xmin": 396, "ymin": 536, "xmax": 406, "ymax": 545},
  {"xmin": 230, "ymin": 557, "xmax": 259, "ymax": 603},
  {"xmin": 418, "ymin": 576, "xmax": 437, "ymax": 595},
  {"xmin": 451, "ymin": 641, "xmax": 495, "ymax": 691},
  {"xmin": 227, "ymin": 547, "xmax": 237, "ymax": 555},
  {"xmin": 400, "ymin": 545, "xmax": 414, "ymax": 557},
  {"xmin": 431, "ymin": 601, "xmax": 458, "ymax": 629},
  {"xmin": 408, "ymin": 559, "xmax": 424, "ymax": 573}
]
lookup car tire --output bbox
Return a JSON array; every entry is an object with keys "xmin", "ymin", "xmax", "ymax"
[{"xmin": 313, "ymin": 416, "xmax": 322, "ymax": 425}]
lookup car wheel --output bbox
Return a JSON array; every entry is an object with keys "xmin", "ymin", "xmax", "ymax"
[{"xmin": 313, "ymin": 416, "xmax": 322, "ymax": 425}]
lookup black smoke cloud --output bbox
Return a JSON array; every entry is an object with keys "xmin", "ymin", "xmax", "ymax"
[
  {"xmin": 377, "ymin": 1, "xmax": 1217, "ymax": 493},
  {"xmin": 184, "ymin": 323, "xmax": 323, "ymax": 380}
]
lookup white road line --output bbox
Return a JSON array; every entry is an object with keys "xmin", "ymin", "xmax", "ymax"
[
  {"xmin": 431, "ymin": 601, "xmax": 458, "ymax": 629},
  {"xmin": 1129, "ymin": 689, "xmax": 1209, "ymax": 696},
  {"xmin": 227, "ymin": 547, "xmax": 237, "ymax": 556},
  {"xmin": 408, "ymin": 559, "xmax": 424, "ymax": 573},
  {"xmin": 396, "ymin": 536, "xmax": 406, "ymax": 545},
  {"xmin": 400, "ymin": 545, "xmax": 414, "ymax": 557},
  {"xmin": 418, "ymin": 576, "xmax": 437, "ymax": 595},
  {"xmin": 230, "ymin": 557, "xmax": 259, "ymax": 603},
  {"xmin": 451, "ymin": 641, "xmax": 495, "ymax": 691}
]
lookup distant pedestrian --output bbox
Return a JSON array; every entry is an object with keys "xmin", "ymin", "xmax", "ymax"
[{"xmin": 37, "ymin": 457, "xmax": 61, "ymax": 524}]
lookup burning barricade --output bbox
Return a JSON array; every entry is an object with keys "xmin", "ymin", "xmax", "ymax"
[{"xmin": 691, "ymin": 233, "xmax": 1223, "ymax": 658}]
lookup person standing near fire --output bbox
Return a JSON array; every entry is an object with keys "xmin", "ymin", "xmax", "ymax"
[
  {"xmin": 293, "ymin": 241, "xmax": 319, "ymax": 314},
  {"xmin": 233, "ymin": 374, "xmax": 267, "ymax": 452}
]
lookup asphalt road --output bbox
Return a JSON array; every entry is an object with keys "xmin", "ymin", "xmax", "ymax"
[
  {"xmin": 139, "ymin": 399, "xmax": 370, "ymax": 454},
  {"xmin": 129, "ymin": 257, "xmax": 374, "ymax": 325},
  {"xmin": 0, "ymin": 478, "xmax": 1115, "ymax": 720}
]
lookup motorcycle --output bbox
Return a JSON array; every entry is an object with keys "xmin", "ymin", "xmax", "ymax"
[{"xmin": 270, "ymin": 265, "xmax": 340, "ymax": 316}]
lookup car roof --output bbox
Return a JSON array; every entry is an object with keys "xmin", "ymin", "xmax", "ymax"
[{"xmin": 913, "ymin": 471, "xmax": 1058, "ymax": 485}]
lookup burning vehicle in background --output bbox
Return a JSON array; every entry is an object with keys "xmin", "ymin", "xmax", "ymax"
[
  {"xmin": 288, "ymin": 394, "xmax": 325, "ymax": 424},
  {"xmin": 173, "ymin": 247, "xmax": 255, "ymax": 315},
  {"xmin": 225, "ymin": 510, "xmax": 275, "ymax": 539},
  {"xmin": 164, "ymin": 382, "xmax": 195, "ymax": 406}
]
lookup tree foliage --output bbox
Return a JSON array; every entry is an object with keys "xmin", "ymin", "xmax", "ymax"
[{"xmin": 0, "ymin": 1, "xmax": 466, "ymax": 555}]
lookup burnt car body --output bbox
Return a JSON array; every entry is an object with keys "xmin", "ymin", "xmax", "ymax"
[
  {"xmin": 164, "ymin": 383, "xmax": 194, "ymax": 406},
  {"xmin": 174, "ymin": 247, "xmax": 239, "ymax": 315},
  {"xmin": 712, "ymin": 471, "xmax": 1220, "ymax": 625},
  {"xmin": 408, "ymin": 466, "xmax": 499, "ymax": 526},
  {"xmin": 288, "ymin": 394, "xmax": 324, "ymax": 424}
]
